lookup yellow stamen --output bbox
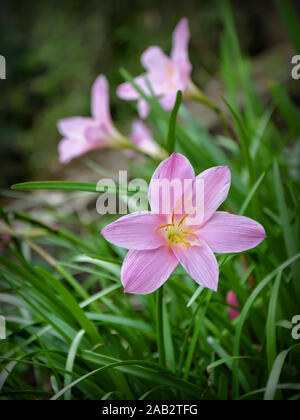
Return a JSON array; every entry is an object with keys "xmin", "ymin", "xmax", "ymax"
[
  {"xmin": 178, "ymin": 209, "xmax": 196, "ymax": 227},
  {"xmin": 156, "ymin": 223, "xmax": 174, "ymax": 232},
  {"xmin": 182, "ymin": 231, "xmax": 199, "ymax": 239},
  {"xmin": 155, "ymin": 209, "xmax": 199, "ymax": 251},
  {"xmin": 179, "ymin": 237, "xmax": 190, "ymax": 248}
]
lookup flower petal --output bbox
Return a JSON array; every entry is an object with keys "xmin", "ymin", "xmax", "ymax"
[
  {"xmin": 227, "ymin": 291, "xmax": 240, "ymax": 321},
  {"xmin": 130, "ymin": 120, "xmax": 152, "ymax": 146},
  {"xmin": 101, "ymin": 211, "xmax": 166, "ymax": 250},
  {"xmin": 137, "ymin": 99, "xmax": 150, "ymax": 119},
  {"xmin": 117, "ymin": 76, "xmax": 150, "ymax": 100},
  {"xmin": 58, "ymin": 138, "xmax": 91, "ymax": 164},
  {"xmin": 148, "ymin": 152, "xmax": 195, "ymax": 214},
  {"xmin": 199, "ymin": 211, "xmax": 266, "ymax": 253},
  {"xmin": 121, "ymin": 247, "xmax": 178, "ymax": 294},
  {"xmin": 84, "ymin": 123, "xmax": 108, "ymax": 145},
  {"xmin": 141, "ymin": 46, "xmax": 173, "ymax": 85},
  {"xmin": 159, "ymin": 92, "xmax": 177, "ymax": 111},
  {"xmin": 91, "ymin": 75, "xmax": 112, "ymax": 125},
  {"xmin": 130, "ymin": 120, "xmax": 159, "ymax": 155},
  {"xmin": 57, "ymin": 117, "xmax": 92, "ymax": 141},
  {"xmin": 171, "ymin": 18, "xmax": 192, "ymax": 81},
  {"xmin": 196, "ymin": 166, "xmax": 231, "ymax": 223},
  {"xmin": 173, "ymin": 241, "xmax": 219, "ymax": 291}
]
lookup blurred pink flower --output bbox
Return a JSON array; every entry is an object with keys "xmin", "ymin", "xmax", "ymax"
[
  {"xmin": 101, "ymin": 153, "xmax": 266, "ymax": 294},
  {"xmin": 126, "ymin": 120, "xmax": 167, "ymax": 159},
  {"xmin": 117, "ymin": 18, "xmax": 192, "ymax": 118},
  {"xmin": 227, "ymin": 291, "xmax": 240, "ymax": 320},
  {"xmin": 0, "ymin": 234, "xmax": 11, "ymax": 252},
  {"xmin": 57, "ymin": 75, "xmax": 127, "ymax": 163}
]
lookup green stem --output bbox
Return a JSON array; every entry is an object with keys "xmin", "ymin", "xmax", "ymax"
[
  {"xmin": 177, "ymin": 297, "xmax": 202, "ymax": 376},
  {"xmin": 185, "ymin": 81, "xmax": 239, "ymax": 144},
  {"xmin": 183, "ymin": 290, "xmax": 213, "ymax": 380},
  {"xmin": 156, "ymin": 286, "xmax": 165, "ymax": 365}
]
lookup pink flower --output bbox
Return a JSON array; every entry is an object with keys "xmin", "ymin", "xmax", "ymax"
[
  {"xmin": 57, "ymin": 75, "xmax": 126, "ymax": 163},
  {"xmin": 0, "ymin": 234, "xmax": 11, "ymax": 250},
  {"xmin": 227, "ymin": 291, "xmax": 240, "ymax": 320},
  {"xmin": 126, "ymin": 120, "xmax": 167, "ymax": 159},
  {"xmin": 117, "ymin": 18, "xmax": 192, "ymax": 118},
  {"xmin": 101, "ymin": 153, "xmax": 266, "ymax": 294}
]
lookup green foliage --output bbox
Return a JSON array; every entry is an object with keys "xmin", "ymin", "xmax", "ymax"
[{"xmin": 0, "ymin": 0, "xmax": 300, "ymax": 401}]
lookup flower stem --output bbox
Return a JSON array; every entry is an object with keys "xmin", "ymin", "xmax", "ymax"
[
  {"xmin": 156, "ymin": 286, "xmax": 165, "ymax": 365},
  {"xmin": 185, "ymin": 81, "xmax": 240, "ymax": 145}
]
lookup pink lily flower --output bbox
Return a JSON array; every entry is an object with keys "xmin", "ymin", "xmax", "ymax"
[
  {"xmin": 117, "ymin": 18, "xmax": 192, "ymax": 118},
  {"xmin": 126, "ymin": 120, "xmax": 167, "ymax": 159},
  {"xmin": 58, "ymin": 75, "xmax": 127, "ymax": 163},
  {"xmin": 226, "ymin": 291, "xmax": 240, "ymax": 320},
  {"xmin": 101, "ymin": 153, "xmax": 266, "ymax": 294}
]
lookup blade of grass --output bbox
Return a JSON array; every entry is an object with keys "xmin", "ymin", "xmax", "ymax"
[
  {"xmin": 166, "ymin": 90, "xmax": 182, "ymax": 155},
  {"xmin": 273, "ymin": 159, "xmax": 300, "ymax": 296},
  {"xmin": 275, "ymin": 0, "xmax": 300, "ymax": 52},
  {"xmin": 239, "ymin": 172, "xmax": 265, "ymax": 215},
  {"xmin": 11, "ymin": 181, "xmax": 99, "ymax": 193},
  {"xmin": 64, "ymin": 330, "xmax": 85, "ymax": 400},
  {"xmin": 266, "ymin": 270, "xmax": 282, "ymax": 372},
  {"xmin": 156, "ymin": 287, "xmax": 165, "ymax": 366},
  {"xmin": 232, "ymin": 253, "xmax": 300, "ymax": 398},
  {"xmin": 183, "ymin": 290, "xmax": 213, "ymax": 380},
  {"xmin": 264, "ymin": 344, "xmax": 300, "ymax": 400},
  {"xmin": 35, "ymin": 267, "xmax": 102, "ymax": 346}
]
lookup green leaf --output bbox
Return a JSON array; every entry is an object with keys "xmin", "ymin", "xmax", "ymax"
[
  {"xmin": 273, "ymin": 159, "xmax": 300, "ymax": 296},
  {"xmin": 266, "ymin": 270, "xmax": 282, "ymax": 372},
  {"xmin": 275, "ymin": 0, "xmax": 300, "ymax": 52},
  {"xmin": 239, "ymin": 172, "xmax": 265, "ymax": 216},
  {"xmin": 264, "ymin": 344, "xmax": 300, "ymax": 400},
  {"xmin": 35, "ymin": 267, "xmax": 102, "ymax": 346},
  {"xmin": 166, "ymin": 90, "xmax": 182, "ymax": 155},
  {"xmin": 11, "ymin": 181, "xmax": 98, "ymax": 193},
  {"xmin": 64, "ymin": 330, "xmax": 85, "ymax": 400},
  {"xmin": 232, "ymin": 253, "xmax": 300, "ymax": 398}
]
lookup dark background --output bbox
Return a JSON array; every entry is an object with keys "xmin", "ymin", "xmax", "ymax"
[{"xmin": 0, "ymin": 0, "xmax": 299, "ymax": 188}]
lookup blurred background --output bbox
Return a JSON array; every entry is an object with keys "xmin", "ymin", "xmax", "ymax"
[{"xmin": 1, "ymin": 0, "xmax": 299, "ymax": 190}]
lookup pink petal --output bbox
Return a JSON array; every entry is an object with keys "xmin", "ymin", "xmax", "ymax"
[
  {"xmin": 84, "ymin": 123, "xmax": 109, "ymax": 145},
  {"xmin": 91, "ymin": 75, "xmax": 112, "ymax": 125},
  {"xmin": 117, "ymin": 77, "xmax": 151, "ymax": 118},
  {"xmin": 117, "ymin": 76, "xmax": 150, "ymax": 100},
  {"xmin": 171, "ymin": 18, "xmax": 192, "ymax": 81},
  {"xmin": 137, "ymin": 99, "xmax": 150, "ymax": 119},
  {"xmin": 101, "ymin": 211, "xmax": 166, "ymax": 250},
  {"xmin": 196, "ymin": 166, "xmax": 231, "ymax": 224},
  {"xmin": 141, "ymin": 46, "xmax": 173, "ymax": 84},
  {"xmin": 130, "ymin": 120, "xmax": 160, "ymax": 155},
  {"xmin": 227, "ymin": 291, "xmax": 240, "ymax": 320},
  {"xmin": 173, "ymin": 241, "xmax": 219, "ymax": 291},
  {"xmin": 159, "ymin": 92, "xmax": 177, "ymax": 111},
  {"xmin": 121, "ymin": 247, "xmax": 178, "ymax": 294},
  {"xmin": 58, "ymin": 138, "xmax": 92, "ymax": 164},
  {"xmin": 0, "ymin": 234, "xmax": 11, "ymax": 247},
  {"xmin": 57, "ymin": 117, "xmax": 93, "ymax": 141},
  {"xmin": 199, "ymin": 211, "xmax": 266, "ymax": 253},
  {"xmin": 148, "ymin": 153, "xmax": 195, "ymax": 215},
  {"xmin": 130, "ymin": 120, "xmax": 152, "ymax": 146}
]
